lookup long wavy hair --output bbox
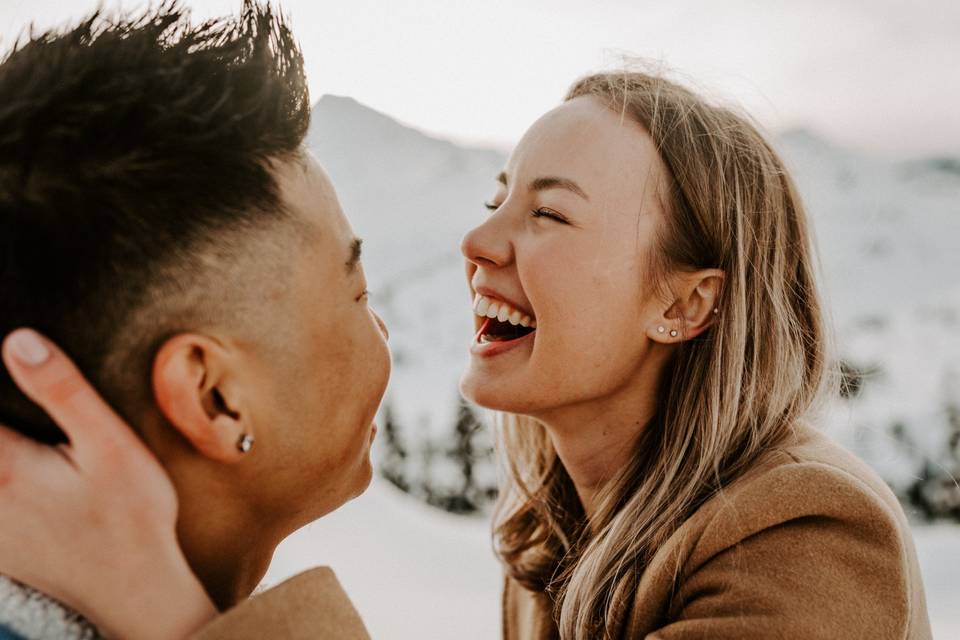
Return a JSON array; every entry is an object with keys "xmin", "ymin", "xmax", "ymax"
[{"xmin": 492, "ymin": 70, "xmax": 838, "ymax": 639}]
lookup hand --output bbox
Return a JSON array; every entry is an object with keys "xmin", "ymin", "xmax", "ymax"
[{"xmin": 0, "ymin": 329, "xmax": 217, "ymax": 640}]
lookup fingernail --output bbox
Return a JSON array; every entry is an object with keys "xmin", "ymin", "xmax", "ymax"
[{"xmin": 8, "ymin": 329, "xmax": 50, "ymax": 366}]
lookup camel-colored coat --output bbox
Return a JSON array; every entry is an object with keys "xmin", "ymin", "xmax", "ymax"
[
  {"xmin": 503, "ymin": 424, "xmax": 933, "ymax": 639},
  {"xmin": 191, "ymin": 568, "xmax": 371, "ymax": 640},
  {"xmin": 187, "ymin": 425, "xmax": 932, "ymax": 640}
]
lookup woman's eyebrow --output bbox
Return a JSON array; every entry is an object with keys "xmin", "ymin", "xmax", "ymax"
[
  {"xmin": 345, "ymin": 237, "xmax": 363, "ymax": 274},
  {"xmin": 496, "ymin": 171, "xmax": 590, "ymax": 201}
]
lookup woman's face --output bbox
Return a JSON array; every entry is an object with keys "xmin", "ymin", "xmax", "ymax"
[{"xmin": 459, "ymin": 96, "xmax": 673, "ymax": 417}]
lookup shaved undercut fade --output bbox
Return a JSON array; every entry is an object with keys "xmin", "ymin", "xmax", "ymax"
[{"xmin": 0, "ymin": 1, "xmax": 310, "ymax": 443}]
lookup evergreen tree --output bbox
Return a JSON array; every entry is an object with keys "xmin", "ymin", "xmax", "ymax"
[
  {"xmin": 428, "ymin": 397, "xmax": 498, "ymax": 514},
  {"xmin": 378, "ymin": 402, "xmax": 410, "ymax": 493}
]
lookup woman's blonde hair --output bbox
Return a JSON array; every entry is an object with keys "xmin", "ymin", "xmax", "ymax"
[{"xmin": 492, "ymin": 69, "xmax": 838, "ymax": 639}]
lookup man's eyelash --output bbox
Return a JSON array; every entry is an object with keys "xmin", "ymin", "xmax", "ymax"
[
  {"xmin": 356, "ymin": 289, "xmax": 370, "ymax": 302},
  {"xmin": 484, "ymin": 201, "xmax": 498, "ymax": 211}
]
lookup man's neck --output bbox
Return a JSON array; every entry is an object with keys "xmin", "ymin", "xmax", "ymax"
[
  {"xmin": 175, "ymin": 487, "xmax": 283, "ymax": 610},
  {"xmin": 140, "ymin": 412, "xmax": 288, "ymax": 610}
]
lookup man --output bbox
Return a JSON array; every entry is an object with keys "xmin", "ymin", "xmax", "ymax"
[{"xmin": 0, "ymin": 2, "xmax": 388, "ymax": 638}]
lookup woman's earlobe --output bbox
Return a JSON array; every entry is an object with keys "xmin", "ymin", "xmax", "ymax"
[{"xmin": 650, "ymin": 323, "xmax": 680, "ymax": 343}]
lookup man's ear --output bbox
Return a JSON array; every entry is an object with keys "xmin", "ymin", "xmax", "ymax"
[
  {"xmin": 646, "ymin": 269, "xmax": 724, "ymax": 343},
  {"xmin": 152, "ymin": 334, "xmax": 250, "ymax": 463}
]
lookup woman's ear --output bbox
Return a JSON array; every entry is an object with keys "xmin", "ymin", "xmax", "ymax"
[
  {"xmin": 152, "ymin": 334, "xmax": 250, "ymax": 464},
  {"xmin": 647, "ymin": 269, "xmax": 724, "ymax": 343}
]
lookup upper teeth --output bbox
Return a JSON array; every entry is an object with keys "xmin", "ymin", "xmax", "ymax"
[{"xmin": 473, "ymin": 295, "xmax": 537, "ymax": 329}]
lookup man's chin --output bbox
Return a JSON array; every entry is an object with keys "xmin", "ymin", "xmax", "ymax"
[
  {"xmin": 348, "ymin": 457, "xmax": 375, "ymax": 501},
  {"xmin": 305, "ymin": 458, "xmax": 375, "ymax": 523}
]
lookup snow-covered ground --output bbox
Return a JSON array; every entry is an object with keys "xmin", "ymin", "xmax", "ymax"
[
  {"xmin": 914, "ymin": 524, "xmax": 960, "ymax": 637},
  {"xmin": 264, "ymin": 477, "xmax": 960, "ymax": 639},
  {"xmin": 263, "ymin": 478, "xmax": 502, "ymax": 640}
]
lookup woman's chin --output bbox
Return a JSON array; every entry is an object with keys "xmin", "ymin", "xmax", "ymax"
[{"xmin": 459, "ymin": 370, "xmax": 536, "ymax": 414}]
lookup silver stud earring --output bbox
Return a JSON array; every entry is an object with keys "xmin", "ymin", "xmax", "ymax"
[
  {"xmin": 657, "ymin": 326, "xmax": 665, "ymax": 333},
  {"xmin": 237, "ymin": 433, "xmax": 254, "ymax": 453},
  {"xmin": 713, "ymin": 307, "xmax": 719, "ymax": 314},
  {"xmin": 669, "ymin": 329, "xmax": 678, "ymax": 337}
]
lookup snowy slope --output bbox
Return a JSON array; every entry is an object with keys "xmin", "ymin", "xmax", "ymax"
[
  {"xmin": 263, "ymin": 477, "xmax": 501, "ymax": 640},
  {"xmin": 308, "ymin": 95, "xmax": 504, "ymax": 439},
  {"xmin": 775, "ymin": 130, "xmax": 960, "ymax": 498},
  {"xmin": 264, "ymin": 480, "xmax": 960, "ymax": 639}
]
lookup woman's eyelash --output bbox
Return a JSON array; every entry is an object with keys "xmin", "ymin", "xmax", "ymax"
[
  {"xmin": 531, "ymin": 208, "xmax": 568, "ymax": 223},
  {"xmin": 483, "ymin": 201, "xmax": 568, "ymax": 224},
  {"xmin": 356, "ymin": 289, "xmax": 370, "ymax": 302}
]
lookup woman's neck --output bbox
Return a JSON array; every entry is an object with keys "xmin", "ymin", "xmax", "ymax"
[{"xmin": 534, "ymin": 357, "xmax": 667, "ymax": 518}]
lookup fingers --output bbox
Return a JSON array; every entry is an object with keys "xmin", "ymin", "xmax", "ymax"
[
  {"xmin": 0, "ymin": 422, "xmax": 36, "ymax": 488},
  {"xmin": 1, "ymin": 329, "xmax": 139, "ymax": 464}
]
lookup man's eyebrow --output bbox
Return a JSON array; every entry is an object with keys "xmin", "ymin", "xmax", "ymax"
[
  {"xmin": 495, "ymin": 171, "xmax": 589, "ymax": 201},
  {"xmin": 346, "ymin": 237, "xmax": 363, "ymax": 274}
]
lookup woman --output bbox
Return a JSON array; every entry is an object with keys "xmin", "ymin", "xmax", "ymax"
[
  {"xmin": 0, "ymin": 70, "xmax": 932, "ymax": 639},
  {"xmin": 463, "ymin": 72, "xmax": 931, "ymax": 639}
]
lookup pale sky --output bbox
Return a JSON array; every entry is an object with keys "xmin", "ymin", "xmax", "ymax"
[{"xmin": 2, "ymin": 0, "xmax": 958, "ymax": 158}]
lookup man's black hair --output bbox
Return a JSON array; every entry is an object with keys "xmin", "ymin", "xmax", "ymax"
[{"xmin": 0, "ymin": 1, "xmax": 311, "ymax": 443}]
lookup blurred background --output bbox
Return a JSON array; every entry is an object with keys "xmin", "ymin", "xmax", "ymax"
[{"xmin": 3, "ymin": 1, "xmax": 959, "ymax": 638}]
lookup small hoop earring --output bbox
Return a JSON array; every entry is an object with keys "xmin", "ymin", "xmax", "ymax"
[
  {"xmin": 657, "ymin": 326, "xmax": 665, "ymax": 333},
  {"xmin": 669, "ymin": 329, "xmax": 678, "ymax": 338},
  {"xmin": 237, "ymin": 434, "xmax": 255, "ymax": 453}
]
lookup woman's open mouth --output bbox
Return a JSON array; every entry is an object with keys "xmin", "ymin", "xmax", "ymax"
[
  {"xmin": 471, "ymin": 294, "xmax": 537, "ymax": 354},
  {"xmin": 476, "ymin": 316, "xmax": 536, "ymax": 343}
]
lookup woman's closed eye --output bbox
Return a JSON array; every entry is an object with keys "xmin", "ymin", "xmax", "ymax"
[
  {"xmin": 529, "ymin": 207, "xmax": 569, "ymax": 224},
  {"xmin": 483, "ymin": 201, "xmax": 570, "ymax": 225}
]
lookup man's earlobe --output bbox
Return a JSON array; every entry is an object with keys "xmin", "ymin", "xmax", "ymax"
[{"xmin": 152, "ymin": 334, "xmax": 250, "ymax": 463}]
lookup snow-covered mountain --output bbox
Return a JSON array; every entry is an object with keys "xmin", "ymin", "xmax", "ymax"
[
  {"xmin": 774, "ymin": 130, "xmax": 960, "ymax": 508},
  {"xmin": 309, "ymin": 95, "xmax": 501, "ymax": 445},
  {"xmin": 306, "ymin": 95, "xmax": 960, "ymax": 516}
]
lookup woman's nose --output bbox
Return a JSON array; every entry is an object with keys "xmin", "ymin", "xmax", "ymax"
[{"xmin": 460, "ymin": 214, "xmax": 512, "ymax": 268}]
